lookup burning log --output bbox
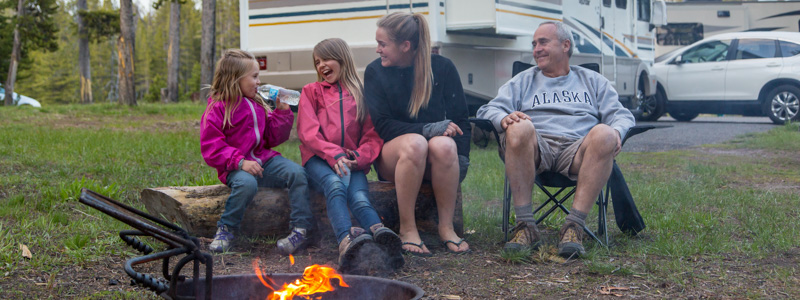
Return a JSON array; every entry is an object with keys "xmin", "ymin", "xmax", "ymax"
[{"xmin": 139, "ymin": 182, "xmax": 463, "ymax": 238}]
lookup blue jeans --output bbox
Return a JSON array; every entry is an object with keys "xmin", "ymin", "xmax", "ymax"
[
  {"xmin": 305, "ymin": 156, "xmax": 380, "ymax": 243},
  {"xmin": 219, "ymin": 155, "xmax": 313, "ymax": 232}
]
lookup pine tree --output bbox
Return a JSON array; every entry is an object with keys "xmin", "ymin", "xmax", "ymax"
[
  {"xmin": 2, "ymin": 0, "xmax": 59, "ymax": 106},
  {"xmin": 118, "ymin": 0, "xmax": 135, "ymax": 105},
  {"xmin": 200, "ymin": 0, "xmax": 215, "ymax": 101}
]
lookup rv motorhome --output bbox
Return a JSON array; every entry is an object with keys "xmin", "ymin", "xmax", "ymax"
[
  {"xmin": 656, "ymin": 1, "xmax": 800, "ymax": 57},
  {"xmin": 240, "ymin": 0, "xmax": 667, "ymax": 118}
]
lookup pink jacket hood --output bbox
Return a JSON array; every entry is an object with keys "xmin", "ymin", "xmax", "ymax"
[
  {"xmin": 200, "ymin": 96, "xmax": 294, "ymax": 183},
  {"xmin": 297, "ymin": 81, "xmax": 382, "ymax": 171}
]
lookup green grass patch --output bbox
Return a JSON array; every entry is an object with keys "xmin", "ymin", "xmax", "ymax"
[{"xmin": 1, "ymin": 104, "xmax": 799, "ymax": 297}]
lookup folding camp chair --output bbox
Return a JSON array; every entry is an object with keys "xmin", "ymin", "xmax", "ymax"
[{"xmin": 471, "ymin": 61, "xmax": 661, "ymax": 247}]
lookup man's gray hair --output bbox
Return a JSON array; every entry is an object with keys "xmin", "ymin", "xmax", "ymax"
[{"xmin": 539, "ymin": 21, "xmax": 574, "ymax": 57}]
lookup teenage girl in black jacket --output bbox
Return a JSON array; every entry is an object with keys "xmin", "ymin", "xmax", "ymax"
[{"xmin": 364, "ymin": 11, "xmax": 471, "ymax": 255}]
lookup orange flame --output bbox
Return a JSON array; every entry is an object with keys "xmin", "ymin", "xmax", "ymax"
[
  {"xmin": 254, "ymin": 258, "xmax": 276, "ymax": 288},
  {"xmin": 253, "ymin": 259, "xmax": 348, "ymax": 300},
  {"xmin": 289, "ymin": 254, "xmax": 295, "ymax": 265}
]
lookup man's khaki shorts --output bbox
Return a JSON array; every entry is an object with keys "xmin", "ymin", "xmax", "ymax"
[{"xmin": 500, "ymin": 131, "xmax": 585, "ymax": 181}]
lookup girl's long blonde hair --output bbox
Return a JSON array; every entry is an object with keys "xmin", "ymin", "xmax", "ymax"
[
  {"xmin": 377, "ymin": 12, "xmax": 432, "ymax": 119},
  {"xmin": 206, "ymin": 49, "xmax": 271, "ymax": 128},
  {"xmin": 313, "ymin": 38, "xmax": 367, "ymax": 122}
]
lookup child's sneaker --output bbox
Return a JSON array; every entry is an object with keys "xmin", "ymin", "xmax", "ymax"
[
  {"xmin": 338, "ymin": 227, "xmax": 373, "ymax": 271},
  {"xmin": 370, "ymin": 223, "xmax": 404, "ymax": 270},
  {"xmin": 277, "ymin": 227, "xmax": 308, "ymax": 255},
  {"xmin": 209, "ymin": 225, "xmax": 234, "ymax": 253}
]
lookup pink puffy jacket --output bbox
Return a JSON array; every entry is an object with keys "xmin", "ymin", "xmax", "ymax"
[
  {"xmin": 200, "ymin": 96, "xmax": 294, "ymax": 184},
  {"xmin": 297, "ymin": 81, "xmax": 382, "ymax": 172}
]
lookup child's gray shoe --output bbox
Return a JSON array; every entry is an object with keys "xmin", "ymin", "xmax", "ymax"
[
  {"xmin": 209, "ymin": 225, "xmax": 234, "ymax": 253},
  {"xmin": 277, "ymin": 227, "xmax": 308, "ymax": 255}
]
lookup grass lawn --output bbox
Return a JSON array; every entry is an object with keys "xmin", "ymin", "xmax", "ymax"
[{"xmin": 1, "ymin": 103, "xmax": 799, "ymax": 298}]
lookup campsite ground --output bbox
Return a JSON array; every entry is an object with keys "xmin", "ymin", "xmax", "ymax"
[{"xmin": 1, "ymin": 104, "xmax": 798, "ymax": 299}]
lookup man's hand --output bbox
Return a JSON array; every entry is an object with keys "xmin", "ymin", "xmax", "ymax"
[
  {"xmin": 613, "ymin": 129, "xmax": 622, "ymax": 156},
  {"xmin": 241, "ymin": 160, "xmax": 264, "ymax": 177},
  {"xmin": 501, "ymin": 111, "xmax": 531, "ymax": 130}
]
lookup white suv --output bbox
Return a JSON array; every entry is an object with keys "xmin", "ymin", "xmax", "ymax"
[{"xmin": 644, "ymin": 32, "xmax": 800, "ymax": 124}]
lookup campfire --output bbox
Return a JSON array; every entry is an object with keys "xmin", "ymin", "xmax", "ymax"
[
  {"xmin": 254, "ymin": 257, "xmax": 348, "ymax": 300},
  {"xmin": 78, "ymin": 188, "xmax": 423, "ymax": 300}
]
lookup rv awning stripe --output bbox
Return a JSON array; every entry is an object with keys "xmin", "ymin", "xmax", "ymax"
[
  {"xmin": 249, "ymin": 2, "xmax": 429, "ymax": 20},
  {"xmin": 249, "ymin": 12, "xmax": 438, "ymax": 28},
  {"xmin": 496, "ymin": 0, "xmax": 562, "ymax": 15},
  {"xmin": 496, "ymin": 9, "xmax": 561, "ymax": 21}
]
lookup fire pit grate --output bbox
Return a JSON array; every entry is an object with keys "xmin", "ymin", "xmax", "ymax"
[
  {"xmin": 79, "ymin": 188, "xmax": 425, "ymax": 300},
  {"xmin": 79, "ymin": 188, "xmax": 213, "ymax": 300}
]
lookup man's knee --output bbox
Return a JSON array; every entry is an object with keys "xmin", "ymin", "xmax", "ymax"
[
  {"xmin": 505, "ymin": 121, "xmax": 536, "ymax": 151},
  {"xmin": 586, "ymin": 124, "xmax": 618, "ymax": 153}
]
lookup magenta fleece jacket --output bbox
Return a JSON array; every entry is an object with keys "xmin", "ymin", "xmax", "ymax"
[{"xmin": 200, "ymin": 97, "xmax": 294, "ymax": 184}]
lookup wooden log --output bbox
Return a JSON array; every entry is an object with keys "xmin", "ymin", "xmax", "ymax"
[{"xmin": 140, "ymin": 182, "xmax": 462, "ymax": 238}]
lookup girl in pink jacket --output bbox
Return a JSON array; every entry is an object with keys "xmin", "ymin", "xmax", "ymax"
[
  {"xmin": 298, "ymin": 38, "xmax": 403, "ymax": 271},
  {"xmin": 200, "ymin": 49, "xmax": 312, "ymax": 254}
]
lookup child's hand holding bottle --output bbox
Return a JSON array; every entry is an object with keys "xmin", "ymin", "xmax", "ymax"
[{"xmin": 275, "ymin": 96, "xmax": 290, "ymax": 110}]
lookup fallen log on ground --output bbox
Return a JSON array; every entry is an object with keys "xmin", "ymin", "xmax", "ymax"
[{"xmin": 140, "ymin": 182, "xmax": 462, "ymax": 238}]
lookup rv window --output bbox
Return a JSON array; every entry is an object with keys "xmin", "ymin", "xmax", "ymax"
[
  {"xmin": 615, "ymin": 0, "xmax": 626, "ymax": 9},
  {"xmin": 733, "ymin": 39, "xmax": 777, "ymax": 60},
  {"xmin": 637, "ymin": 0, "xmax": 650, "ymax": 22},
  {"xmin": 680, "ymin": 40, "xmax": 732, "ymax": 64},
  {"xmin": 603, "ymin": 0, "xmax": 611, "ymax": 7},
  {"xmin": 657, "ymin": 23, "xmax": 703, "ymax": 46},
  {"xmin": 779, "ymin": 40, "xmax": 800, "ymax": 57}
]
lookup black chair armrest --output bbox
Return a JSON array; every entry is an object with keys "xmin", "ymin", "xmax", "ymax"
[{"xmin": 622, "ymin": 124, "xmax": 672, "ymax": 146}]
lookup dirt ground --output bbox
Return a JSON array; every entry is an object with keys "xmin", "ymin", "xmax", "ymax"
[{"xmin": 6, "ymin": 222, "xmax": 799, "ymax": 299}]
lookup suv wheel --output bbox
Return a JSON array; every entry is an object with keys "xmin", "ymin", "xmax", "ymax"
[
  {"xmin": 764, "ymin": 85, "xmax": 800, "ymax": 125},
  {"xmin": 639, "ymin": 89, "xmax": 666, "ymax": 121}
]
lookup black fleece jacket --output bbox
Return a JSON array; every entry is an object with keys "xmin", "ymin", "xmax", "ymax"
[{"xmin": 364, "ymin": 55, "xmax": 471, "ymax": 158}]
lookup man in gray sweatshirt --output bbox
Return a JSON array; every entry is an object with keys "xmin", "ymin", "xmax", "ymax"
[{"xmin": 476, "ymin": 21, "xmax": 635, "ymax": 258}]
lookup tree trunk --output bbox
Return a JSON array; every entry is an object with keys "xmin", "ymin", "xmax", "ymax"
[
  {"xmin": 4, "ymin": 0, "xmax": 24, "ymax": 107},
  {"xmin": 77, "ymin": 0, "xmax": 93, "ymax": 104},
  {"xmin": 200, "ymin": 0, "xmax": 215, "ymax": 101},
  {"xmin": 167, "ymin": 0, "xmax": 180, "ymax": 103},
  {"xmin": 140, "ymin": 182, "xmax": 463, "ymax": 239},
  {"xmin": 118, "ymin": 0, "xmax": 136, "ymax": 106}
]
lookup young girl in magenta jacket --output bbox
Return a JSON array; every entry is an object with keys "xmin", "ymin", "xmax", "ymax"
[
  {"xmin": 298, "ymin": 38, "xmax": 403, "ymax": 271},
  {"xmin": 200, "ymin": 49, "xmax": 312, "ymax": 254}
]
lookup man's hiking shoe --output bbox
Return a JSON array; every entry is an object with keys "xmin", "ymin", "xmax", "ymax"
[
  {"xmin": 338, "ymin": 227, "xmax": 373, "ymax": 271},
  {"xmin": 557, "ymin": 221, "xmax": 586, "ymax": 258},
  {"xmin": 277, "ymin": 227, "xmax": 308, "ymax": 255},
  {"xmin": 504, "ymin": 221, "xmax": 541, "ymax": 251},
  {"xmin": 209, "ymin": 225, "xmax": 234, "ymax": 253},
  {"xmin": 370, "ymin": 223, "xmax": 405, "ymax": 269}
]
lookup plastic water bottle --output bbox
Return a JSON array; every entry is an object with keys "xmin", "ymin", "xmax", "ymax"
[
  {"xmin": 341, "ymin": 164, "xmax": 351, "ymax": 191},
  {"xmin": 258, "ymin": 84, "xmax": 300, "ymax": 106}
]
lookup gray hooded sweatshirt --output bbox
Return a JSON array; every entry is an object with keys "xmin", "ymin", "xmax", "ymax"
[{"xmin": 477, "ymin": 65, "xmax": 635, "ymax": 141}]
